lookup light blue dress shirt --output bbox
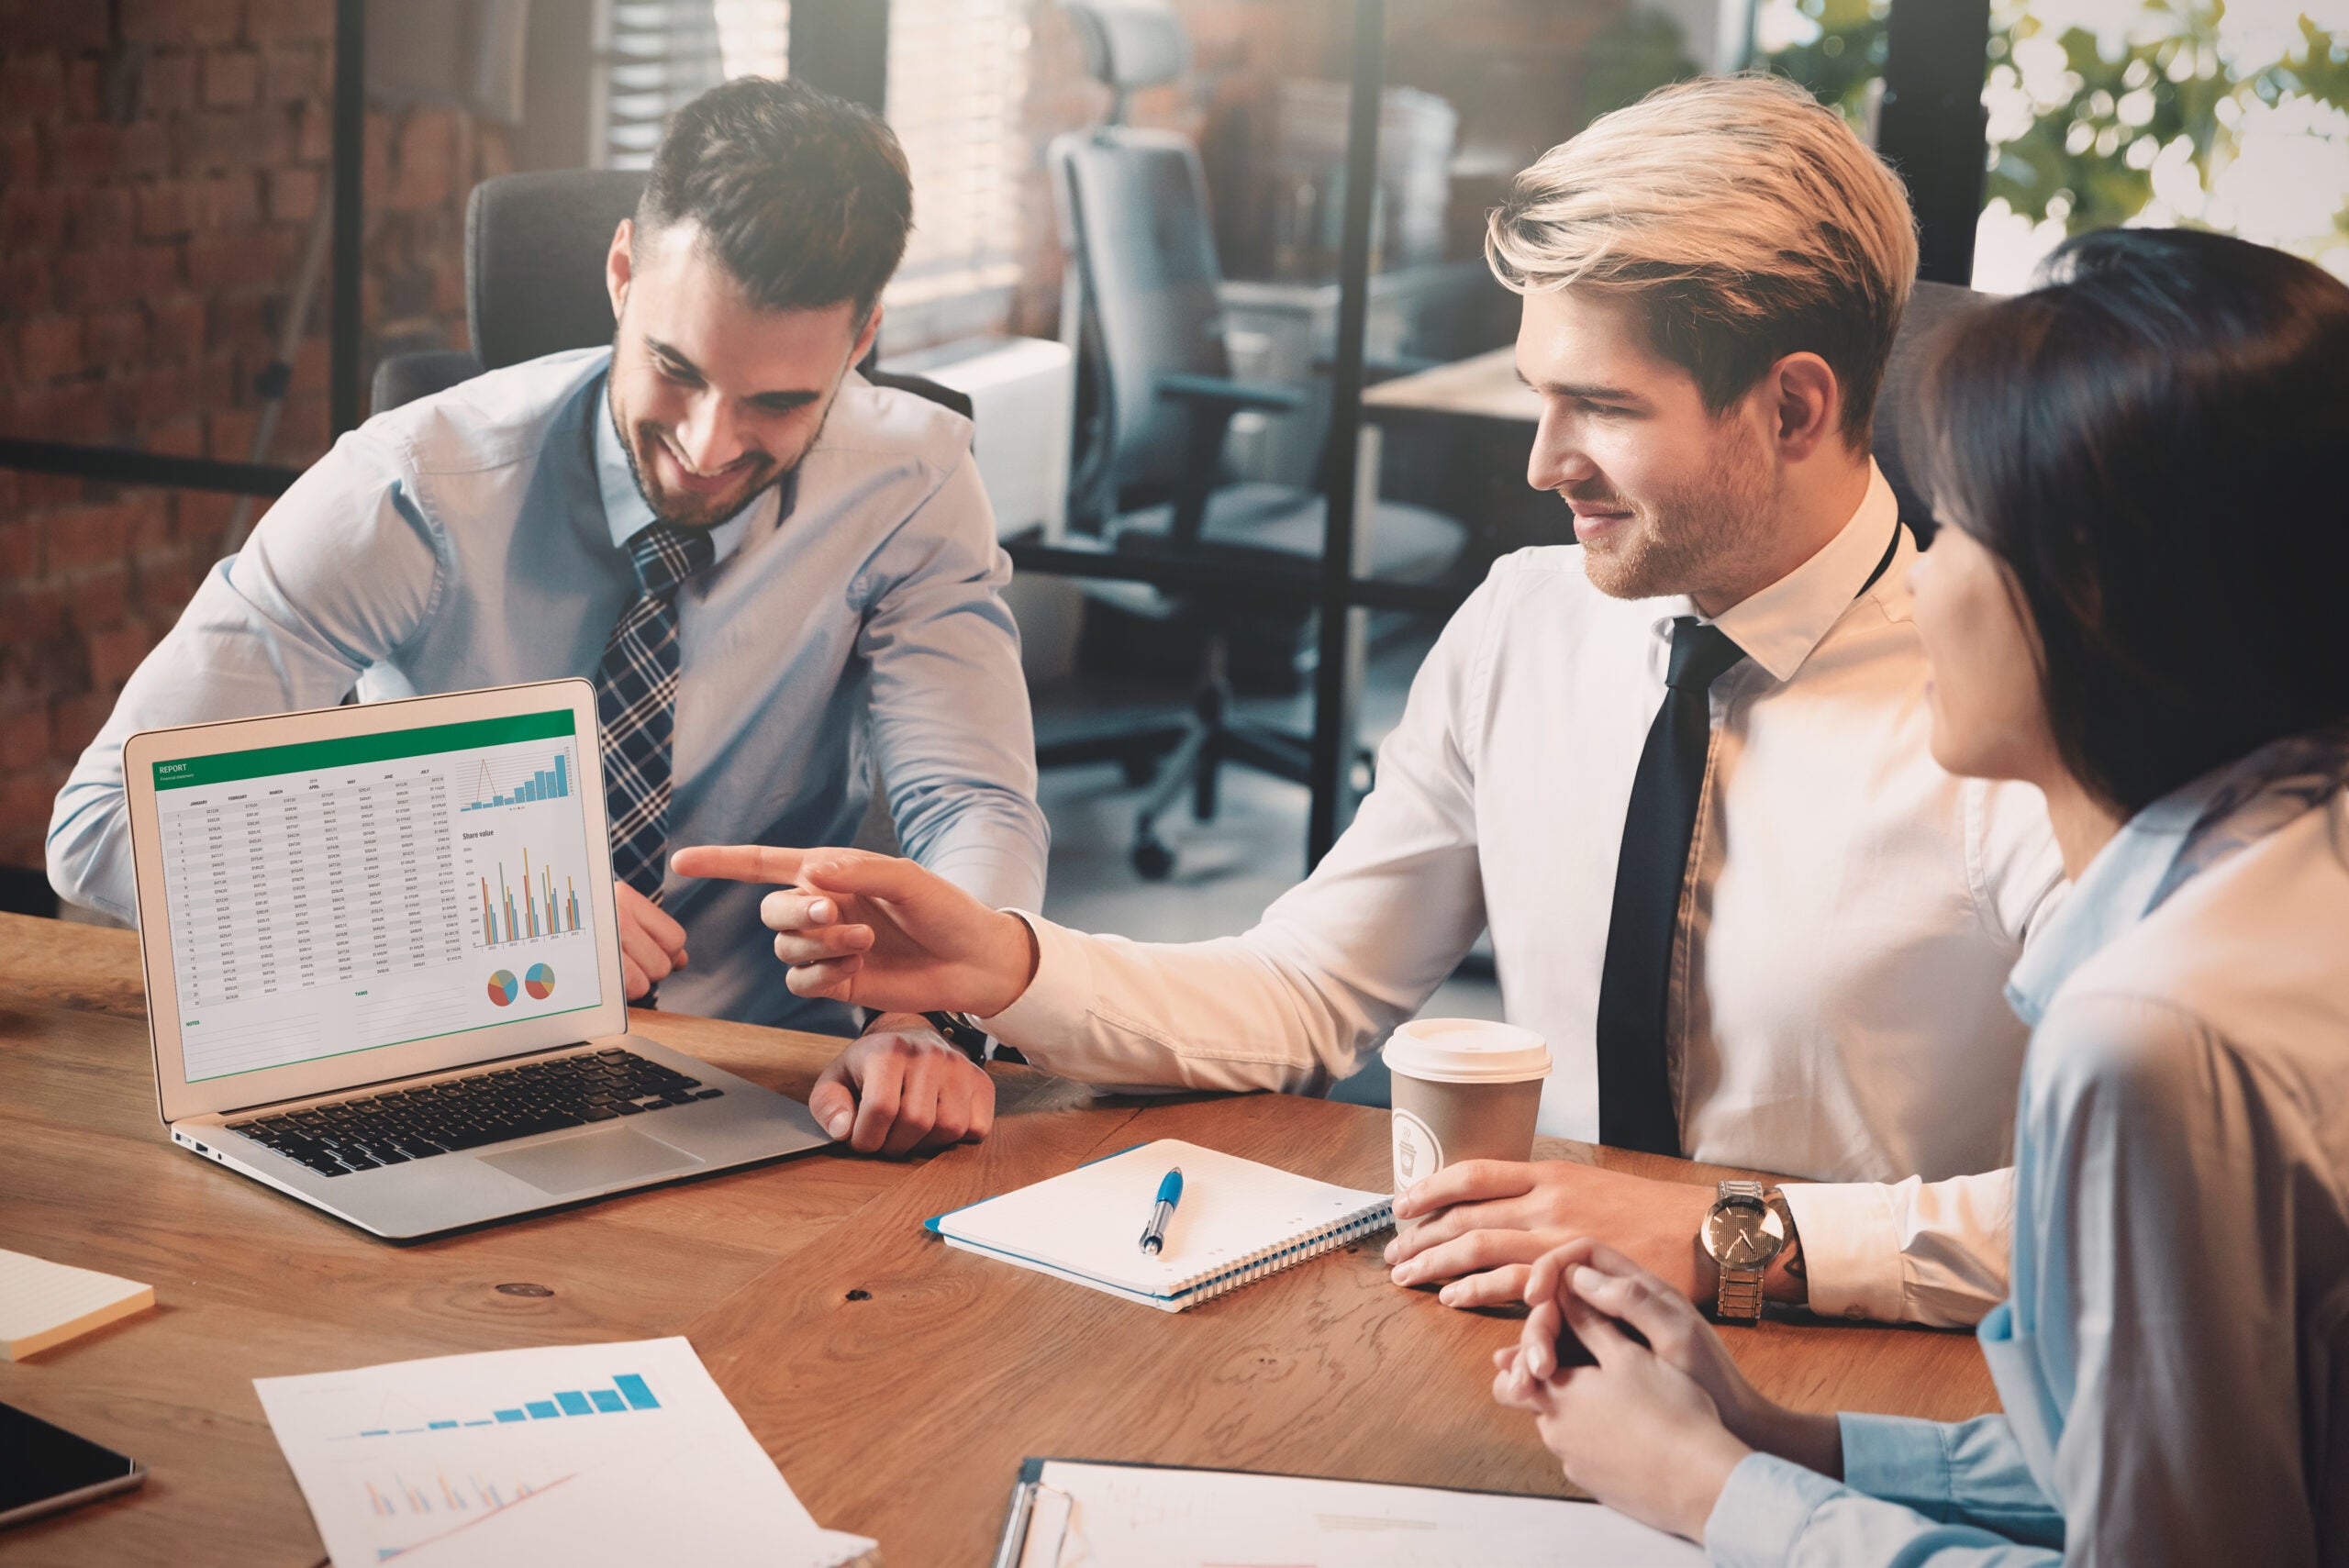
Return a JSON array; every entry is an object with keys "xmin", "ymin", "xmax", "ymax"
[
  {"xmin": 48, "ymin": 347, "xmax": 1049, "ymax": 1034},
  {"xmin": 1706, "ymin": 731, "xmax": 2349, "ymax": 1566}
]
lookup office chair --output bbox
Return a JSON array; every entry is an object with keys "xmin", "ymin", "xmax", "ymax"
[
  {"xmin": 370, "ymin": 169, "xmax": 970, "ymax": 420},
  {"xmin": 1037, "ymin": 0, "xmax": 1467, "ymax": 879},
  {"xmin": 1871, "ymin": 277, "xmax": 1987, "ymax": 541}
]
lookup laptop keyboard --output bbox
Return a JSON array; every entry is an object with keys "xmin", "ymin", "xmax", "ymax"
[{"xmin": 223, "ymin": 1049, "xmax": 724, "ymax": 1178}]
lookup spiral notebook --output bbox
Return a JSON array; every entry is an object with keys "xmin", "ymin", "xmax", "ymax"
[{"xmin": 924, "ymin": 1140, "xmax": 1394, "ymax": 1313}]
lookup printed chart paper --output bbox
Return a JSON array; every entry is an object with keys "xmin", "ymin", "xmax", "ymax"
[{"xmin": 254, "ymin": 1336, "xmax": 870, "ymax": 1566}]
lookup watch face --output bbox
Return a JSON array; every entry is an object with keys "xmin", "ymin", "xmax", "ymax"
[{"xmin": 1704, "ymin": 1198, "xmax": 1787, "ymax": 1270}]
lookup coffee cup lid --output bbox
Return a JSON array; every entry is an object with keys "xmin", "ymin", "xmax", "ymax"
[{"xmin": 1381, "ymin": 1018, "xmax": 1552, "ymax": 1084}]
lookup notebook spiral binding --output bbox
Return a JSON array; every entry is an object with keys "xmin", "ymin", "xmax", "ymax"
[{"xmin": 1173, "ymin": 1201, "xmax": 1397, "ymax": 1305}]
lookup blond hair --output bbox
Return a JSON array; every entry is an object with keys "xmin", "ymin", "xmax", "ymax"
[{"xmin": 1487, "ymin": 73, "xmax": 1918, "ymax": 445}]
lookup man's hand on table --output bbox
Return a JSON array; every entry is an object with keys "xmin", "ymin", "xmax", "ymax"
[
  {"xmin": 668, "ymin": 844, "xmax": 1038, "ymax": 1015},
  {"xmin": 616, "ymin": 882, "xmax": 689, "ymax": 1000},
  {"xmin": 813, "ymin": 1014, "xmax": 996, "ymax": 1156},
  {"xmin": 1386, "ymin": 1158, "xmax": 1715, "ymax": 1308}
]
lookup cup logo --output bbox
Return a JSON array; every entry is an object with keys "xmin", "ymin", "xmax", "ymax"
[{"xmin": 1392, "ymin": 1108, "xmax": 1443, "ymax": 1190}]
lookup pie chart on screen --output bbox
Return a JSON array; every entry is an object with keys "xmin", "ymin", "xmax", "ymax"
[
  {"xmin": 524, "ymin": 962, "xmax": 555, "ymax": 1000},
  {"xmin": 487, "ymin": 970, "xmax": 519, "ymax": 1006}
]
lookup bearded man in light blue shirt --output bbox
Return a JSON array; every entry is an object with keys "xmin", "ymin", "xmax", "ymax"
[{"xmin": 46, "ymin": 78, "xmax": 1041, "ymax": 1157}]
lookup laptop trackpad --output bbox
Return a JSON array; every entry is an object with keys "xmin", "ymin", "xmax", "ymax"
[{"xmin": 480, "ymin": 1129, "xmax": 704, "ymax": 1195}]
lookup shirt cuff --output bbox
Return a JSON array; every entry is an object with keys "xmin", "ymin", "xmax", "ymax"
[
  {"xmin": 974, "ymin": 910, "xmax": 1095, "ymax": 1062},
  {"xmin": 1837, "ymin": 1412, "xmax": 1956, "ymax": 1514},
  {"xmin": 1778, "ymin": 1182, "xmax": 1905, "ymax": 1324},
  {"xmin": 1704, "ymin": 1452, "xmax": 1846, "ymax": 1568}
]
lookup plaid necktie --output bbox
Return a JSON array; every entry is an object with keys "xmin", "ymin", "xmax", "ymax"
[{"xmin": 596, "ymin": 522, "xmax": 717, "ymax": 904}]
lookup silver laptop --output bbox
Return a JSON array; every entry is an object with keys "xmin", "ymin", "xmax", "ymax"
[{"xmin": 122, "ymin": 678, "xmax": 829, "ymax": 1240}]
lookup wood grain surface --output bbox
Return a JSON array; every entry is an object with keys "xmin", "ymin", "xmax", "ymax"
[
  {"xmin": 1361, "ymin": 345, "xmax": 1542, "ymax": 427},
  {"xmin": 0, "ymin": 910, "xmax": 1998, "ymax": 1565}
]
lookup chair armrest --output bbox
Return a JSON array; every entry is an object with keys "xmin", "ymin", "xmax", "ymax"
[{"xmin": 1155, "ymin": 373, "xmax": 1308, "ymax": 417}]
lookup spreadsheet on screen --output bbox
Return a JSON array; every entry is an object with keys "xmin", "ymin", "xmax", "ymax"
[{"xmin": 150, "ymin": 709, "xmax": 607, "ymax": 1083}]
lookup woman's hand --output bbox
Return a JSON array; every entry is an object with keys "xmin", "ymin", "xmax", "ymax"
[
  {"xmin": 1512, "ymin": 1239, "xmax": 1843, "ymax": 1480},
  {"xmin": 1491, "ymin": 1280, "xmax": 1750, "ymax": 1540}
]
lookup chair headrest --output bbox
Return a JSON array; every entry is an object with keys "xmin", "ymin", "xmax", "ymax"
[
  {"xmin": 1062, "ymin": 0, "xmax": 1190, "ymax": 95},
  {"xmin": 466, "ymin": 169, "xmax": 649, "ymax": 370},
  {"xmin": 1874, "ymin": 277, "xmax": 1992, "ymax": 538}
]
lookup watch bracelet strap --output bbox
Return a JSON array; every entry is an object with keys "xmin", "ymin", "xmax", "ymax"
[
  {"xmin": 1713, "ymin": 1179, "xmax": 1770, "ymax": 1322},
  {"xmin": 1715, "ymin": 1270, "xmax": 1768, "ymax": 1321},
  {"xmin": 929, "ymin": 1011, "xmax": 1029, "ymax": 1065}
]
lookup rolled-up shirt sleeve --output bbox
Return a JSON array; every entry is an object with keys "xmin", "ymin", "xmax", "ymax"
[
  {"xmin": 1780, "ymin": 1168, "xmax": 2013, "ymax": 1327},
  {"xmin": 45, "ymin": 430, "xmax": 437, "ymax": 922}
]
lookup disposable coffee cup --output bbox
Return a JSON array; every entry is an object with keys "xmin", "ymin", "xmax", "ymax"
[{"xmin": 1382, "ymin": 1019, "xmax": 1552, "ymax": 1198}]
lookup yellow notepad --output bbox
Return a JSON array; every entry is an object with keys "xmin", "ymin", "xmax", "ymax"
[{"xmin": 0, "ymin": 1249, "xmax": 155, "ymax": 1361}]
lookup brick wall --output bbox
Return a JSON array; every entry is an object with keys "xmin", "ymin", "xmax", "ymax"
[
  {"xmin": 0, "ymin": 0, "xmax": 509, "ymax": 873},
  {"xmin": 0, "ymin": 0, "xmax": 1633, "ymax": 879}
]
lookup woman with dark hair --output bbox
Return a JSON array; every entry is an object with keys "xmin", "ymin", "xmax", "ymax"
[{"xmin": 1487, "ymin": 226, "xmax": 2349, "ymax": 1564}]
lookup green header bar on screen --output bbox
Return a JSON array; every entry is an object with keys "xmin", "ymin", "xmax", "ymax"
[{"xmin": 150, "ymin": 709, "xmax": 576, "ymax": 791}]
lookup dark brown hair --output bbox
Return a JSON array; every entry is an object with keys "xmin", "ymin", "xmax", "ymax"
[
  {"xmin": 639, "ymin": 76, "xmax": 912, "ymax": 319},
  {"xmin": 1919, "ymin": 228, "xmax": 2349, "ymax": 815}
]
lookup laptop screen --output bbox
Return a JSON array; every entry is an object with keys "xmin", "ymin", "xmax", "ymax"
[{"xmin": 148, "ymin": 706, "xmax": 611, "ymax": 1086}]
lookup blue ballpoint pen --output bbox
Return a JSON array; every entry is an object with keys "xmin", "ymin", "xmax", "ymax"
[{"xmin": 1138, "ymin": 1166, "xmax": 1185, "ymax": 1255}]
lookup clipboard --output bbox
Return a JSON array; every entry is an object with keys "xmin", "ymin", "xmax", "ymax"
[{"xmin": 991, "ymin": 1456, "xmax": 1706, "ymax": 1567}]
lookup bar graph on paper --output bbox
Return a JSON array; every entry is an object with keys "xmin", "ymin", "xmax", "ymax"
[
  {"xmin": 477, "ymin": 848, "xmax": 585, "ymax": 949},
  {"xmin": 344, "ymin": 1372, "xmax": 662, "ymax": 1439},
  {"xmin": 326, "ymin": 1370, "xmax": 665, "ymax": 1561},
  {"xmin": 462, "ymin": 746, "xmax": 578, "ymax": 812}
]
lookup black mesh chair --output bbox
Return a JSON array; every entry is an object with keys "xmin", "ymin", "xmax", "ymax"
[
  {"xmin": 371, "ymin": 170, "xmax": 969, "ymax": 420},
  {"xmin": 1034, "ymin": 0, "xmax": 1466, "ymax": 879}
]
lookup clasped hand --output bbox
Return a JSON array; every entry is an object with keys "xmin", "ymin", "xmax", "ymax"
[{"xmin": 1493, "ymin": 1240, "xmax": 1842, "ymax": 1540}]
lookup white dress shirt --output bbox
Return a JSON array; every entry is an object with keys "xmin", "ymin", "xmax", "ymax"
[{"xmin": 983, "ymin": 465, "xmax": 2064, "ymax": 1324}]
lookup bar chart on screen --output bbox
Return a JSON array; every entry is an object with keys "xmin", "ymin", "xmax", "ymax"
[
  {"xmin": 462, "ymin": 745, "xmax": 578, "ymax": 812},
  {"xmin": 473, "ymin": 847, "xmax": 587, "ymax": 950}
]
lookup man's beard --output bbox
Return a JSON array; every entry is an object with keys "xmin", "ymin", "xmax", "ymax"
[
  {"xmin": 607, "ymin": 392, "xmax": 818, "ymax": 532},
  {"xmin": 1570, "ymin": 420, "xmax": 1777, "ymax": 605}
]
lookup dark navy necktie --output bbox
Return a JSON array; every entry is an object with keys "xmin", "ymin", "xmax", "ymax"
[
  {"xmin": 1593, "ymin": 617, "xmax": 1748, "ymax": 1156},
  {"xmin": 596, "ymin": 523, "xmax": 717, "ymax": 905}
]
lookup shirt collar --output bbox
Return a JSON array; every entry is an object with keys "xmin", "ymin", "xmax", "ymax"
[
  {"xmin": 1656, "ymin": 461, "xmax": 1902, "ymax": 684},
  {"xmin": 2003, "ymin": 728, "xmax": 2349, "ymax": 1027},
  {"xmin": 592, "ymin": 375, "xmax": 769, "ymax": 565}
]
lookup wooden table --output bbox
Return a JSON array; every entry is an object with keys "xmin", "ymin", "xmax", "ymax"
[
  {"xmin": 0, "ymin": 911, "xmax": 1998, "ymax": 1564},
  {"xmin": 1363, "ymin": 345, "xmax": 1541, "ymax": 430}
]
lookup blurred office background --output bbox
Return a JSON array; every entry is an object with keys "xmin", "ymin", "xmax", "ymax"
[{"xmin": 3, "ymin": 0, "xmax": 2345, "ymax": 1097}]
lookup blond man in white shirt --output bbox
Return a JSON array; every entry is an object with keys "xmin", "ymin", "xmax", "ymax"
[{"xmin": 675, "ymin": 74, "xmax": 2062, "ymax": 1329}]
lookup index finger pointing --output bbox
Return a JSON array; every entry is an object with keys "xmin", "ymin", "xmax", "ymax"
[{"xmin": 670, "ymin": 844, "xmax": 807, "ymax": 886}]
